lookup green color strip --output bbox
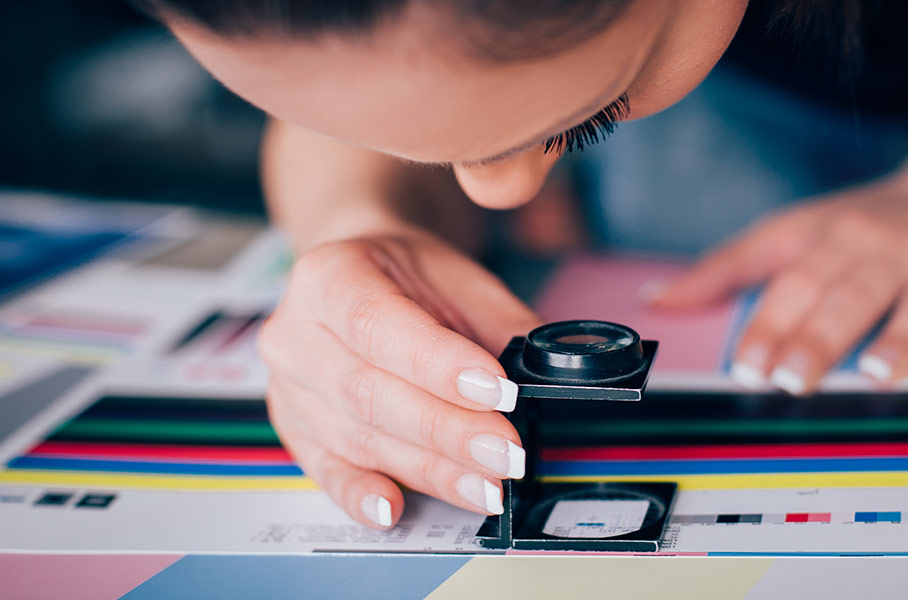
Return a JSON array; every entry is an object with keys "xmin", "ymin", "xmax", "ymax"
[
  {"xmin": 52, "ymin": 419, "xmax": 281, "ymax": 444},
  {"xmin": 547, "ymin": 418, "xmax": 908, "ymax": 437}
]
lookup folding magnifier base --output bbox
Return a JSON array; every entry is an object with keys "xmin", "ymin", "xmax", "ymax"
[{"xmin": 475, "ymin": 321, "xmax": 677, "ymax": 552}]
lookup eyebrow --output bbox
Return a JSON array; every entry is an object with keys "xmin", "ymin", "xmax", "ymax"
[{"xmin": 454, "ymin": 88, "xmax": 628, "ymax": 168}]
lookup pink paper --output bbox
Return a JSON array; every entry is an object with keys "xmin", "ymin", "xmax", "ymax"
[
  {"xmin": 534, "ymin": 255, "xmax": 736, "ymax": 373},
  {"xmin": 0, "ymin": 554, "xmax": 182, "ymax": 600}
]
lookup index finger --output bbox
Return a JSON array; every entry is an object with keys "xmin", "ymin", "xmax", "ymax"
[
  {"xmin": 651, "ymin": 213, "xmax": 815, "ymax": 309},
  {"xmin": 297, "ymin": 244, "xmax": 518, "ymax": 413}
]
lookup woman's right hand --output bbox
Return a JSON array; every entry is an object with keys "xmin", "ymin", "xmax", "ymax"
[{"xmin": 258, "ymin": 227, "xmax": 543, "ymax": 529}]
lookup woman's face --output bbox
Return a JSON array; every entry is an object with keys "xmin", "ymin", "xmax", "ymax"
[{"xmin": 171, "ymin": 0, "xmax": 748, "ymax": 208}]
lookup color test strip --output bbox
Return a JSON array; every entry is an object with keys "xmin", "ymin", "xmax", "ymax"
[
  {"xmin": 0, "ymin": 339, "xmax": 121, "ymax": 364},
  {"xmin": 785, "ymin": 513, "xmax": 808, "ymax": 523},
  {"xmin": 854, "ymin": 512, "xmax": 902, "ymax": 523},
  {"xmin": 542, "ymin": 442, "xmax": 908, "ymax": 461},
  {"xmin": 539, "ymin": 457, "xmax": 908, "ymax": 476},
  {"xmin": 8, "ymin": 456, "xmax": 302, "ymax": 477},
  {"xmin": 546, "ymin": 418, "xmax": 908, "ymax": 437},
  {"xmin": 671, "ymin": 512, "xmax": 898, "ymax": 525},
  {"xmin": 0, "ymin": 470, "xmax": 317, "ymax": 491},
  {"xmin": 50, "ymin": 419, "xmax": 281, "ymax": 445},
  {"xmin": 24, "ymin": 313, "xmax": 146, "ymax": 336},
  {"xmin": 27, "ymin": 441, "xmax": 293, "ymax": 463},
  {"xmin": 543, "ymin": 472, "xmax": 908, "ymax": 490}
]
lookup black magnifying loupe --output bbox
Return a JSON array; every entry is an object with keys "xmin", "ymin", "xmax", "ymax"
[
  {"xmin": 476, "ymin": 320, "xmax": 670, "ymax": 551},
  {"xmin": 498, "ymin": 320, "xmax": 658, "ymax": 401}
]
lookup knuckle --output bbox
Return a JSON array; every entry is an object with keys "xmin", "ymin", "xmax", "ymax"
[
  {"xmin": 409, "ymin": 338, "xmax": 441, "ymax": 384},
  {"xmin": 346, "ymin": 295, "xmax": 387, "ymax": 355},
  {"xmin": 295, "ymin": 240, "xmax": 372, "ymax": 286},
  {"xmin": 831, "ymin": 209, "xmax": 883, "ymax": 242},
  {"xmin": 342, "ymin": 365, "xmax": 379, "ymax": 425},
  {"xmin": 412, "ymin": 451, "xmax": 443, "ymax": 497},
  {"xmin": 406, "ymin": 322, "xmax": 452, "ymax": 380},
  {"xmin": 417, "ymin": 403, "xmax": 443, "ymax": 450},
  {"xmin": 796, "ymin": 333, "xmax": 835, "ymax": 366},
  {"xmin": 343, "ymin": 426, "xmax": 381, "ymax": 471},
  {"xmin": 778, "ymin": 267, "xmax": 822, "ymax": 299},
  {"xmin": 830, "ymin": 281, "xmax": 874, "ymax": 312}
]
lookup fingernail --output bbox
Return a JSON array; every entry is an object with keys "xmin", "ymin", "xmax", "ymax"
[
  {"xmin": 639, "ymin": 279, "xmax": 666, "ymax": 304},
  {"xmin": 859, "ymin": 353, "xmax": 893, "ymax": 382},
  {"xmin": 457, "ymin": 369, "xmax": 518, "ymax": 412},
  {"xmin": 731, "ymin": 344, "xmax": 770, "ymax": 389},
  {"xmin": 468, "ymin": 434, "xmax": 525, "ymax": 479},
  {"xmin": 455, "ymin": 474, "xmax": 504, "ymax": 514},
  {"xmin": 770, "ymin": 351, "xmax": 810, "ymax": 396},
  {"xmin": 361, "ymin": 494, "xmax": 392, "ymax": 527},
  {"xmin": 731, "ymin": 362, "xmax": 765, "ymax": 389}
]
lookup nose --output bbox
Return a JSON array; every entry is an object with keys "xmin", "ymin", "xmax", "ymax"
[{"xmin": 452, "ymin": 146, "xmax": 560, "ymax": 210}]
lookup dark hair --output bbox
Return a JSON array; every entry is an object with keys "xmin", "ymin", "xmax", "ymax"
[
  {"xmin": 128, "ymin": 0, "xmax": 634, "ymax": 61},
  {"xmin": 131, "ymin": 0, "xmax": 875, "ymax": 84}
]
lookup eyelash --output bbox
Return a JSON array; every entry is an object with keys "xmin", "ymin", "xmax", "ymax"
[{"xmin": 543, "ymin": 93, "xmax": 630, "ymax": 156}]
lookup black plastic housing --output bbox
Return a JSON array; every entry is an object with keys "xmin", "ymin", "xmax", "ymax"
[{"xmin": 476, "ymin": 320, "xmax": 671, "ymax": 551}]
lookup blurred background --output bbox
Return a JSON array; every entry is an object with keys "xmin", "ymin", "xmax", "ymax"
[{"xmin": 1, "ymin": 1, "xmax": 266, "ymax": 214}]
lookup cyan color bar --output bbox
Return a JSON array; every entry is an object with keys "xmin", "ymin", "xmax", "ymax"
[{"xmin": 8, "ymin": 455, "xmax": 303, "ymax": 476}]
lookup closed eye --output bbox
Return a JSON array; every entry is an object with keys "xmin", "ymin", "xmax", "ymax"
[{"xmin": 543, "ymin": 93, "xmax": 630, "ymax": 155}]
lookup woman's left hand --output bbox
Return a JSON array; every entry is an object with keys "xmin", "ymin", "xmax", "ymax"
[{"xmin": 649, "ymin": 165, "xmax": 908, "ymax": 395}]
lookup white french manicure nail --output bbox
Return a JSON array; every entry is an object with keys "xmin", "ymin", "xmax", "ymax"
[
  {"xmin": 771, "ymin": 367, "xmax": 806, "ymax": 396},
  {"xmin": 468, "ymin": 434, "xmax": 525, "ymax": 479},
  {"xmin": 770, "ymin": 352, "xmax": 810, "ymax": 396},
  {"xmin": 457, "ymin": 369, "xmax": 518, "ymax": 412},
  {"xmin": 455, "ymin": 474, "xmax": 504, "ymax": 514},
  {"xmin": 731, "ymin": 362, "xmax": 765, "ymax": 389},
  {"xmin": 731, "ymin": 344, "xmax": 769, "ymax": 389},
  {"xmin": 361, "ymin": 494, "xmax": 392, "ymax": 527},
  {"xmin": 859, "ymin": 354, "xmax": 893, "ymax": 382}
]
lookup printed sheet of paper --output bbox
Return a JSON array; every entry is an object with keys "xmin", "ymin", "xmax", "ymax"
[
  {"xmin": 0, "ymin": 486, "xmax": 485, "ymax": 554},
  {"xmin": 0, "ymin": 213, "xmax": 905, "ymax": 557}
]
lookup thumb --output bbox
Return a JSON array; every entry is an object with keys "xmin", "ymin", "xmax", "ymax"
[{"xmin": 431, "ymin": 258, "xmax": 544, "ymax": 355}]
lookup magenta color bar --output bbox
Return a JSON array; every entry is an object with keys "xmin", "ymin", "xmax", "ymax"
[{"xmin": 807, "ymin": 513, "xmax": 832, "ymax": 523}]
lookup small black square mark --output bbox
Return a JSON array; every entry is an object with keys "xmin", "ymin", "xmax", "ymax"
[
  {"xmin": 35, "ymin": 492, "xmax": 74, "ymax": 507},
  {"xmin": 75, "ymin": 493, "xmax": 116, "ymax": 509}
]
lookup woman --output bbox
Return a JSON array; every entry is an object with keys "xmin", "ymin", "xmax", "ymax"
[{"xmin": 132, "ymin": 0, "xmax": 908, "ymax": 529}]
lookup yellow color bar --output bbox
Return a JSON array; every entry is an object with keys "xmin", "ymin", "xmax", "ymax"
[
  {"xmin": 543, "ymin": 472, "xmax": 908, "ymax": 489},
  {"xmin": 0, "ymin": 362, "xmax": 12, "ymax": 379},
  {"xmin": 0, "ymin": 340, "xmax": 119, "ymax": 365},
  {"xmin": 0, "ymin": 470, "xmax": 320, "ymax": 491},
  {"xmin": 4, "ymin": 470, "xmax": 907, "ymax": 493}
]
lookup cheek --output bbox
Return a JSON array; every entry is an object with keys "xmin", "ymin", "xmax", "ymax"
[
  {"xmin": 452, "ymin": 149, "xmax": 561, "ymax": 210},
  {"xmin": 623, "ymin": 1, "xmax": 747, "ymax": 120}
]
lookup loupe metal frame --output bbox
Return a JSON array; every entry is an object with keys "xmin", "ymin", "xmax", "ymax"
[
  {"xmin": 498, "ymin": 320, "xmax": 658, "ymax": 401},
  {"xmin": 476, "ymin": 319, "xmax": 671, "ymax": 552}
]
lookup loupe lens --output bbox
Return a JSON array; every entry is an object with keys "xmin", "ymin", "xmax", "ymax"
[
  {"xmin": 523, "ymin": 320, "xmax": 644, "ymax": 380},
  {"xmin": 532, "ymin": 322, "xmax": 637, "ymax": 354}
]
